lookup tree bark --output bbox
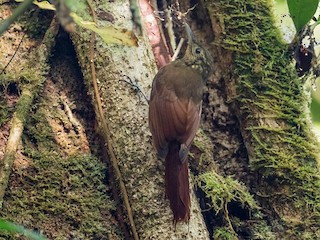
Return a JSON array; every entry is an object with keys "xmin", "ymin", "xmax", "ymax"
[{"xmin": 71, "ymin": 0, "xmax": 209, "ymax": 239}]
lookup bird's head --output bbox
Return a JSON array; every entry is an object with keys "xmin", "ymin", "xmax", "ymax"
[{"xmin": 183, "ymin": 23, "xmax": 213, "ymax": 80}]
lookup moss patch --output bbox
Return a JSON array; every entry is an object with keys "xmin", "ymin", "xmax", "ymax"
[
  {"xmin": 197, "ymin": 171, "xmax": 264, "ymax": 238},
  {"xmin": 0, "ymin": 107, "xmax": 121, "ymax": 240},
  {"xmin": 208, "ymin": 0, "xmax": 320, "ymax": 237},
  {"xmin": 197, "ymin": 172, "xmax": 258, "ymax": 214},
  {"xmin": 0, "ymin": 24, "xmax": 122, "ymax": 238},
  {"xmin": 213, "ymin": 227, "xmax": 238, "ymax": 240},
  {"xmin": 0, "ymin": 93, "xmax": 11, "ymax": 127}
]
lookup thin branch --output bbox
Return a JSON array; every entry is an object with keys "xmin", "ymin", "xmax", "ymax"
[
  {"xmin": 224, "ymin": 203, "xmax": 235, "ymax": 234},
  {"xmin": 165, "ymin": 6, "xmax": 176, "ymax": 53},
  {"xmin": 176, "ymin": 4, "xmax": 197, "ymax": 19},
  {"xmin": 1, "ymin": 32, "xmax": 26, "ymax": 75},
  {"xmin": 171, "ymin": 37, "xmax": 184, "ymax": 61},
  {"xmin": 119, "ymin": 76, "xmax": 149, "ymax": 103}
]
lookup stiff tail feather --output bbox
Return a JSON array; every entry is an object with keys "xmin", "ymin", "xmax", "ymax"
[{"xmin": 165, "ymin": 141, "xmax": 190, "ymax": 224}]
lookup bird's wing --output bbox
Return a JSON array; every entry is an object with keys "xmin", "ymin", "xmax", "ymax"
[{"xmin": 149, "ymin": 68, "xmax": 201, "ymax": 160}]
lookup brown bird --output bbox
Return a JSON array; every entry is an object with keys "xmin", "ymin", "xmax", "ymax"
[{"xmin": 149, "ymin": 23, "xmax": 212, "ymax": 224}]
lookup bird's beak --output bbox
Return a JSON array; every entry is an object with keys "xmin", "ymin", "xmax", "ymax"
[{"xmin": 184, "ymin": 23, "xmax": 195, "ymax": 44}]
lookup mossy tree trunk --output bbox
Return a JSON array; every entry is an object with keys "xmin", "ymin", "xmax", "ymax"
[{"xmin": 204, "ymin": 0, "xmax": 320, "ymax": 239}]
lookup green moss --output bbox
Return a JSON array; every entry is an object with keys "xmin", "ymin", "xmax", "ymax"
[
  {"xmin": 196, "ymin": 171, "xmax": 275, "ymax": 239},
  {"xmin": 16, "ymin": 7, "xmax": 53, "ymax": 40},
  {"xmin": 23, "ymin": 107, "xmax": 56, "ymax": 150},
  {"xmin": 1, "ymin": 151, "xmax": 119, "ymax": 239},
  {"xmin": 14, "ymin": 90, "xmax": 33, "ymax": 124},
  {"xmin": 0, "ymin": 105, "xmax": 121, "ymax": 239},
  {"xmin": 0, "ymin": 95, "xmax": 10, "ymax": 127},
  {"xmin": 197, "ymin": 172, "xmax": 259, "ymax": 214},
  {"xmin": 250, "ymin": 218, "xmax": 275, "ymax": 240},
  {"xmin": 0, "ymin": 55, "xmax": 48, "ymax": 92},
  {"xmin": 213, "ymin": 227, "xmax": 238, "ymax": 240},
  {"xmin": 208, "ymin": 0, "xmax": 320, "ymax": 236}
]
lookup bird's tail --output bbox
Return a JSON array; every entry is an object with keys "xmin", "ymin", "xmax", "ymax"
[{"xmin": 165, "ymin": 141, "xmax": 190, "ymax": 224}]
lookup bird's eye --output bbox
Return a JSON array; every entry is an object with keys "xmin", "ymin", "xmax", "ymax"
[{"xmin": 195, "ymin": 47, "xmax": 201, "ymax": 54}]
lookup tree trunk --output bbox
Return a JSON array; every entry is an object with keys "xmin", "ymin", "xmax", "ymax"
[
  {"xmin": 206, "ymin": 0, "xmax": 320, "ymax": 238},
  {"xmin": 71, "ymin": 0, "xmax": 209, "ymax": 238}
]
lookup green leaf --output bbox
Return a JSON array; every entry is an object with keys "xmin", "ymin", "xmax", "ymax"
[
  {"xmin": 15, "ymin": 1, "xmax": 138, "ymax": 46},
  {"xmin": 0, "ymin": 220, "xmax": 47, "ymax": 240},
  {"xmin": 70, "ymin": 13, "xmax": 138, "ymax": 46},
  {"xmin": 32, "ymin": 1, "xmax": 55, "ymax": 11},
  {"xmin": 287, "ymin": 0, "xmax": 320, "ymax": 32},
  {"xmin": 15, "ymin": 0, "xmax": 55, "ymax": 10}
]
